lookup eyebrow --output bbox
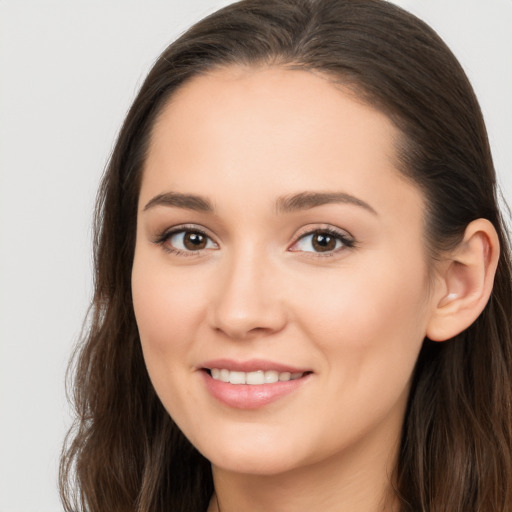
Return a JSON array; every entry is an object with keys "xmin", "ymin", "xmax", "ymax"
[
  {"xmin": 275, "ymin": 191, "xmax": 377, "ymax": 215},
  {"xmin": 143, "ymin": 190, "xmax": 377, "ymax": 216},
  {"xmin": 143, "ymin": 192, "xmax": 214, "ymax": 212}
]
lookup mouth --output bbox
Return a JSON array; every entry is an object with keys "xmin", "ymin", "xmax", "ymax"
[
  {"xmin": 205, "ymin": 368, "xmax": 309, "ymax": 385},
  {"xmin": 200, "ymin": 360, "xmax": 313, "ymax": 409}
]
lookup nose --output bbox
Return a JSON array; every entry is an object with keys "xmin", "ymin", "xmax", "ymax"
[{"xmin": 208, "ymin": 249, "xmax": 287, "ymax": 340}]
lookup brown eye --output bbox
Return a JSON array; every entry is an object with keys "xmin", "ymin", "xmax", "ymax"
[
  {"xmin": 183, "ymin": 232, "xmax": 207, "ymax": 250},
  {"xmin": 165, "ymin": 229, "xmax": 217, "ymax": 253},
  {"xmin": 312, "ymin": 233, "xmax": 336, "ymax": 252},
  {"xmin": 290, "ymin": 229, "xmax": 354, "ymax": 254}
]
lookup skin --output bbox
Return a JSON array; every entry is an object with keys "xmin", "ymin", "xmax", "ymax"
[{"xmin": 132, "ymin": 66, "xmax": 446, "ymax": 512}]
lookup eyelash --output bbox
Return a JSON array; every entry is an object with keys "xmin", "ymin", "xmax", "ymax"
[
  {"xmin": 153, "ymin": 225, "xmax": 217, "ymax": 257},
  {"xmin": 153, "ymin": 225, "xmax": 355, "ymax": 257},
  {"xmin": 289, "ymin": 227, "xmax": 355, "ymax": 256}
]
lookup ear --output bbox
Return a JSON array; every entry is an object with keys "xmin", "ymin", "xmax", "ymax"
[{"xmin": 426, "ymin": 219, "xmax": 500, "ymax": 342}]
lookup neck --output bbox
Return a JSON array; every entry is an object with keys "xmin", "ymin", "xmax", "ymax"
[{"xmin": 209, "ymin": 430, "xmax": 401, "ymax": 512}]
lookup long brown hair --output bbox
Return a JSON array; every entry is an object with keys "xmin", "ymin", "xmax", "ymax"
[{"xmin": 60, "ymin": 1, "xmax": 512, "ymax": 510}]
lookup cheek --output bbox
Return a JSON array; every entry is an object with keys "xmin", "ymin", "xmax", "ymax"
[
  {"xmin": 131, "ymin": 255, "xmax": 211, "ymax": 423},
  {"xmin": 293, "ymin": 252, "xmax": 430, "ymax": 365},
  {"xmin": 131, "ymin": 254, "xmax": 208, "ymax": 360},
  {"xmin": 295, "ymin": 259, "xmax": 429, "ymax": 437}
]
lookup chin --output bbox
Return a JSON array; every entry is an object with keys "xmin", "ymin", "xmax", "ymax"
[
  {"xmin": 208, "ymin": 449, "xmax": 302, "ymax": 476},
  {"xmin": 193, "ymin": 428, "xmax": 308, "ymax": 476}
]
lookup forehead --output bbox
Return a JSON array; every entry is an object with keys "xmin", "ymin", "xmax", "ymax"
[
  {"xmin": 141, "ymin": 66, "xmax": 423, "ymax": 226},
  {"xmin": 149, "ymin": 66, "xmax": 399, "ymax": 165}
]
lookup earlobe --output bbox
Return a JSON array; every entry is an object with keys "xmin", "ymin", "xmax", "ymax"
[{"xmin": 426, "ymin": 219, "xmax": 500, "ymax": 342}]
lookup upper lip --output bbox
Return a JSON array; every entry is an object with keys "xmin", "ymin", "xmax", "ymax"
[{"xmin": 200, "ymin": 358, "xmax": 310, "ymax": 374}]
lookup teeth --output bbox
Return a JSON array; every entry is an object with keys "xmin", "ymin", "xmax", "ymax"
[
  {"xmin": 246, "ymin": 371, "xmax": 264, "ymax": 385},
  {"xmin": 210, "ymin": 369, "xmax": 305, "ymax": 385},
  {"xmin": 264, "ymin": 370, "xmax": 279, "ymax": 383},
  {"xmin": 230, "ymin": 371, "xmax": 246, "ymax": 384}
]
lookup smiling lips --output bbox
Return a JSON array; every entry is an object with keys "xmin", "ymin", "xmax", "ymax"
[
  {"xmin": 201, "ymin": 360, "xmax": 312, "ymax": 409},
  {"xmin": 210, "ymin": 368, "xmax": 305, "ymax": 385}
]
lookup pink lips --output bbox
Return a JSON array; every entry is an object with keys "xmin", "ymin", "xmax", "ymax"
[
  {"xmin": 200, "ymin": 359, "xmax": 312, "ymax": 409},
  {"xmin": 202, "ymin": 358, "xmax": 307, "ymax": 374}
]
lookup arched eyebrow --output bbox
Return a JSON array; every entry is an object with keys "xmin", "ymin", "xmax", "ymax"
[
  {"xmin": 143, "ymin": 192, "xmax": 214, "ymax": 212},
  {"xmin": 275, "ymin": 191, "xmax": 377, "ymax": 215},
  {"xmin": 143, "ymin": 190, "xmax": 377, "ymax": 215}
]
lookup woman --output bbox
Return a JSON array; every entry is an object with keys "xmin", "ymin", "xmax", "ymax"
[{"xmin": 60, "ymin": 0, "xmax": 512, "ymax": 510}]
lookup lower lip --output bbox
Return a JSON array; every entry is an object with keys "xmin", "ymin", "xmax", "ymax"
[{"xmin": 202, "ymin": 371, "xmax": 310, "ymax": 409}]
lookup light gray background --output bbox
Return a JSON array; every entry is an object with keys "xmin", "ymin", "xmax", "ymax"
[{"xmin": 0, "ymin": 1, "xmax": 510, "ymax": 511}]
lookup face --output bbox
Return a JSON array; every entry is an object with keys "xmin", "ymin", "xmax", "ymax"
[{"xmin": 132, "ymin": 66, "xmax": 437, "ymax": 476}]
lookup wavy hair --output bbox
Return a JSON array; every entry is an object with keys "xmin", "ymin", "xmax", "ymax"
[{"xmin": 60, "ymin": 0, "xmax": 512, "ymax": 510}]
